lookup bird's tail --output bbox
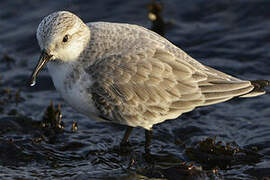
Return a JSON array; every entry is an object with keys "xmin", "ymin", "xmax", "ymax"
[{"xmin": 240, "ymin": 80, "xmax": 270, "ymax": 98}]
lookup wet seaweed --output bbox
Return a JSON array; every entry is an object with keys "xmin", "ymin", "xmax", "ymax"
[
  {"xmin": 0, "ymin": 88, "xmax": 24, "ymax": 105},
  {"xmin": 133, "ymin": 155, "xmax": 213, "ymax": 180},
  {"xmin": 71, "ymin": 121, "xmax": 78, "ymax": 132},
  {"xmin": 186, "ymin": 137, "xmax": 263, "ymax": 170},
  {"xmin": 0, "ymin": 88, "xmax": 25, "ymax": 115},
  {"xmin": 40, "ymin": 101, "xmax": 65, "ymax": 144},
  {"xmin": 2, "ymin": 53, "xmax": 16, "ymax": 70},
  {"xmin": 41, "ymin": 101, "xmax": 64, "ymax": 131}
]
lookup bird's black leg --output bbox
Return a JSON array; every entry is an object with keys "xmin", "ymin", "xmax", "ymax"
[
  {"xmin": 120, "ymin": 126, "xmax": 134, "ymax": 147},
  {"xmin": 145, "ymin": 129, "xmax": 152, "ymax": 154}
]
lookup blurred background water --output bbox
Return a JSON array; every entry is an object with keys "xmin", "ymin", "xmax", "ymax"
[{"xmin": 0, "ymin": 0, "xmax": 270, "ymax": 179}]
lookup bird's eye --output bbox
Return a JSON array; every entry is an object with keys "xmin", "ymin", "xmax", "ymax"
[{"xmin": 62, "ymin": 34, "xmax": 70, "ymax": 43}]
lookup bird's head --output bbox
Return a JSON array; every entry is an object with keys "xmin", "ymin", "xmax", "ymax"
[{"xmin": 30, "ymin": 11, "xmax": 90, "ymax": 86}]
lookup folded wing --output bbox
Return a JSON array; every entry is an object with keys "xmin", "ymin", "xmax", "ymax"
[{"xmin": 88, "ymin": 39, "xmax": 259, "ymax": 129}]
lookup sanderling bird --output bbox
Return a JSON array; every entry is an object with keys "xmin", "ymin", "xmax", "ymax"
[{"xmin": 30, "ymin": 11, "xmax": 269, "ymax": 153}]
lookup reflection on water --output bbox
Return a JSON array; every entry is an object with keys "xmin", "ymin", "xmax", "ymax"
[{"xmin": 0, "ymin": 0, "xmax": 270, "ymax": 179}]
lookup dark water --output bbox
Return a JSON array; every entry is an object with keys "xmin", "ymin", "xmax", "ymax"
[{"xmin": 0, "ymin": 0, "xmax": 270, "ymax": 179}]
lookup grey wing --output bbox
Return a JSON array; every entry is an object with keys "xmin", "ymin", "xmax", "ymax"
[{"xmin": 88, "ymin": 40, "xmax": 255, "ymax": 129}]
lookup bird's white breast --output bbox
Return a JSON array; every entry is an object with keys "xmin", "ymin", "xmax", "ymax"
[{"xmin": 47, "ymin": 61, "xmax": 99, "ymax": 118}]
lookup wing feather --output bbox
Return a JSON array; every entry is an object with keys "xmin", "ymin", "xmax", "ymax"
[{"xmin": 88, "ymin": 40, "xmax": 255, "ymax": 129}]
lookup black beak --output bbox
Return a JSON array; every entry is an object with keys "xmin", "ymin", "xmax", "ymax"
[{"xmin": 29, "ymin": 50, "xmax": 52, "ymax": 86}]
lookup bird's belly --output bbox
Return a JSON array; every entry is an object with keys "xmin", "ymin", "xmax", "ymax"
[
  {"xmin": 62, "ymin": 83, "xmax": 99, "ymax": 118},
  {"xmin": 47, "ymin": 62, "xmax": 99, "ymax": 119}
]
